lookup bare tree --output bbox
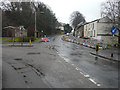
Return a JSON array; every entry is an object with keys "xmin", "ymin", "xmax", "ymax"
[
  {"xmin": 101, "ymin": 0, "xmax": 119, "ymax": 23},
  {"xmin": 101, "ymin": 0, "xmax": 120, "ymax": 47},
  {"xmin": 70, "ymin": 11, "xmax": 86, "ymax": 28}
]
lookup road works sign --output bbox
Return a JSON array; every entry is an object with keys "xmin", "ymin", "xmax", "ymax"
[{"xmin": 112, "ymin": 26, "xmax": 117, "ymax": 34}]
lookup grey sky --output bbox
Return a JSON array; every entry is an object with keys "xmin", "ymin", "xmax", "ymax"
[
  {"xmin": 0, "ymin": 0, "xmax": 106, "ymax": 23},
  {"xmin": 38, "ymin": 0, "xmax": 106, "ymax": 24}
]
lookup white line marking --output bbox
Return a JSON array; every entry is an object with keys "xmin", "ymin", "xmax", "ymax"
[
  {"xmin": 80, "ymin": 72, "xmax": 84, "ymax": 75},
  {"xmin": 76, "ymin": 67, "xmax": 79, "ymax": 70},
  {"xmin": 97, "ymin": 84, "xmax": 101, "ymax": 86},
  {"xmin": 84, "ymin": 75, "xmax": 90, "ymax": 78},
  {"xmin": 89, "ymin": 78, "xmax": 97, "ymax": 84},
  {"xmin": 57, "ymin": 52, "xmax": 101, "ymax": 87}
]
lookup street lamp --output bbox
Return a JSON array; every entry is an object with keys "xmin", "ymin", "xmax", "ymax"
[
  {"xmin": 35, "ymin": 11, "xmax": 37, "ymax": 38},
  {"xmin": 41, "ymin": 30, "xmax": 43, "ymax": 37},
  {"xmin": 34, "ymin": 11, "xmax": 44, "ymax": 38}
]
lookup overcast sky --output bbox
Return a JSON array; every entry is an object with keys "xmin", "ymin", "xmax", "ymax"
[{"xmin": 37, "ymin": 0, "xmax": 106, "ymax": 24}]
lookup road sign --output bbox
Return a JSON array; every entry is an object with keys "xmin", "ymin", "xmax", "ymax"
[{"xmin": 112, "ymin": 26, "xmax": 117, "ymax": 34}]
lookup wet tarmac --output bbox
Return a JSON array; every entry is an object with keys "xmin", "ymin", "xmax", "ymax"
[{"xmin": 51, "ymin": 35, "xmax": 118, "ymax": 88}]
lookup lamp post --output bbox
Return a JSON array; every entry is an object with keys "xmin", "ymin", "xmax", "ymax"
[
  {"xmin": 34, "ymin": 11, "xmax": 44, "ymax": 38},
  {"xmin": 41, "ymin": 30, "xmax": 43, "ymax": 37},
  {"xmin": 19, "ymin": 26, "xmax": 24, "ymax": 46},
  {"xmin": 35, "ymin": 11, "xmax": 37, "ymax": 38}
]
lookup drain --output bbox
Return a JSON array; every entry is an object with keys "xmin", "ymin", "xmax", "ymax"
[
  {"xmin": 27, "ymin": 52, "xmax": 40, "ymax": 55},
  {"xmin": 14, "ymin": 58, "xmax": 22, "ymax": 61}
]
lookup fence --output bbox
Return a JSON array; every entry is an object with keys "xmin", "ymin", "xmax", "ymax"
[{"xmin": 62, "ymin": 35, "xmax": 108, "ymax": 50}]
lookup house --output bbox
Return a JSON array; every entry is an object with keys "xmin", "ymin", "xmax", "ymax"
[
  {"xmin": 74, "ymin": 22, "xmax": 85, "ymax": 38},
  {"xmin": 3, "ymin": 26, "xmax": 27, "ymax": 37},
  {"xmin": 75, "ymin": 17, "xmax": 118, "ymax": 44},
  {"xmin": 56, "ymin": 22, "xmax": 65, "ymax": 31}
]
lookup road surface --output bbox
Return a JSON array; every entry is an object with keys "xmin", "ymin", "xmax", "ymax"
[{"xmin": 2, "ymin": 35, "xmax": 119, "ymax": 88}]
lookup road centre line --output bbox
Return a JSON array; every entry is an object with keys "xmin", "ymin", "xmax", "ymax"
[{"xmin": 57, "ymin": 52, "xmax": 101, "ymax": 87}]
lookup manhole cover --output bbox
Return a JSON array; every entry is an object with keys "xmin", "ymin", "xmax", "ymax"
[
  {"xmin": 27, "ymin": 52, "xmax": 40, "ymax": 55},
  {"xmin": 14, "ymin": 58, "xmax": 22, "ymax": 60}
]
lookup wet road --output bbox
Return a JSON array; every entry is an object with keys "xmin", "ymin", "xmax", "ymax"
[
  {"xmin": 50, "ymin": 35, "xmax": 118, "ymax": 88},
  {"xmin": 2, "ymin": 35, "xmax": 118, "ymax": 88}
]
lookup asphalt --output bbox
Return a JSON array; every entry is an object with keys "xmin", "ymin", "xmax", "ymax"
[
  {"xmin": 2, "ymin": 41, "xmax": 99, "ymax": 88},
  {"xmin": 2, "ymin": 55, "xmax": 50, "ymax": 88},
  {"xmin": 2, "ymin": 35, "xmax": 119, "ymax": 88},
  {"xmin": 2, "ymin": 61, "xmax": 27, "ymax": 88},
  {"xmin": 53, "ymin": 35, "xmax": 118, "ymax": 88}
]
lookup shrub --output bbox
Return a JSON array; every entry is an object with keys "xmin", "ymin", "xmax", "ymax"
[{"xmin": 22, "ymin": 37, "xmax": 35, "ymax": 42}]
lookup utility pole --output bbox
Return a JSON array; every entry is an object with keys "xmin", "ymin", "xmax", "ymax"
[
  {"xmin": 34, "ymin": 11, "xmax": 44, "ymax": 38},
  {"xmin": 118, "ymin": 1, "xmax": 120, "ymax": 48},
  {"xmin": 35, "ymin": 11, "xmax": 37, "ymax": 38}
]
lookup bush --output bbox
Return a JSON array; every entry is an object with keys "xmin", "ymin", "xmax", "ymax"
[{"xmin": 22, "ymin": 37, "xmax": 35, "ymax": 42}]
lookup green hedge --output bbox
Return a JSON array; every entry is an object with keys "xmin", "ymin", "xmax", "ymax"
[{"xmin": 20, "ymin": 37, "xmax": 35, "ymax": 42}]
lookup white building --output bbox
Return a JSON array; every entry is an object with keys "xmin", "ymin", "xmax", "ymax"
[
  {"xmin": 76, "ymin": 17, "xmax": 118, "ymax": 44},
  {"xmin": 56, "ymin": 22, "xmax": 65, "ymax": 31}
]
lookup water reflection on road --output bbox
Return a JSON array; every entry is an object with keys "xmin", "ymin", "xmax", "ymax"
[{"xmin": 51, "ymin": 35, "xmax": 118, "ymax": 88}]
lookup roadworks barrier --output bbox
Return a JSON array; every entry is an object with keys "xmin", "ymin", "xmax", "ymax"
[{"xmin": 61, "ymin": 36, "xmax": 108, "ymax": 50}]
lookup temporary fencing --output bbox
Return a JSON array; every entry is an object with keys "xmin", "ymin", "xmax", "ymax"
[{"xmin": 61, "ymin": 35, "xmax": 108, "ymax": 50}]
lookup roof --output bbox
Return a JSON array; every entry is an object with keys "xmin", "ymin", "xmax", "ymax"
[
  {"xmin": 4, "ymin": 26, "xmax": 26, "ymax": 31},
  {"xmin": 4, "ymin": 26, "xmax": 16, "ymax": 29},
  {"xmin": 76, "ymin": 16, "xmax": 112, "ymax": 29}
]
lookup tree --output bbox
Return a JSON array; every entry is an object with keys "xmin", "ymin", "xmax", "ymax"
[
  {"xmin": 70, "ymin": 11, "xmax": 86, "ymax": 28},
  {"xmin": 101, "ymin": 0, "xmax": 120, "ymax": 47},
  {"xmin": 1, "ymin": 1, "xmax": 58, "ymax": 36},
  {"xmin": 64, "ymin": 24, "xmax": 72, "ymax": 34}
]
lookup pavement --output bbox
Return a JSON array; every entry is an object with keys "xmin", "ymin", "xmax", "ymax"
[{"xmin": 90, "ymin": 48, "xmax": 119, "ymax": 62}]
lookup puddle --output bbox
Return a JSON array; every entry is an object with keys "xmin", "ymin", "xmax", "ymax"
[
  {"xmin": 14, "ymin": 58, "xmax": 22, "ymax": 61},
  {"xmin": 27, "ymin": 52, "xmax": 40, "ymax": 55}
]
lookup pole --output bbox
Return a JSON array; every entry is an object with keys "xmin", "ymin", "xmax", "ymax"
[
  {"xmin": 12, "ymin": 37, "xmax": 14, "ymax": 46},
  {"xmin": 35, "ymin": 11, "xmax": 37, "ymax": 38},
  {"xmin": 111, "ymin": 34, "xmax": 114, "ymax": 57},
  {"xmin": 95, "ymin": 44, "xmax": 99, "ymax": 60}
]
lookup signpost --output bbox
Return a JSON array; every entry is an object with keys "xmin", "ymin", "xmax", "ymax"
[
  {"xmin": 111, "ymin": 26, "xmax": 117, "ymax": 57},
  {"xmin": 112, "ymin": 26, "xmax": 117, "ymax": 34}
]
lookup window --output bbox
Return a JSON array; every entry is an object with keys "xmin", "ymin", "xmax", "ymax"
[
  {"xmin": 94, "ymin": 30, "xmax": 95, "ymax": 37},
  {"xmin": 93, "ymin": 23, "xmax": 94, "ymax": 29}
]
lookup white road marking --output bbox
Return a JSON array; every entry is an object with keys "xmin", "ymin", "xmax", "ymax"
[
  {"xmin": 57, "ymin": 53, "xmax": 101, "ymax": 87},
  {"xmin": 84, "ymin": 75, "xmax": 90, "ymax": 78},
  {"xmin": 80, "ymin": 72, "xmax": 84, "ymax": 75},
  {"xmin": 97, "ymin": 84, "xmax": 101, "ymax": 86},
  {"xmin": 76, "ymin": 67, "xmax": 79, "ymax": 70},
  {"xmin": 89, "ymin": 78, "xmax": 97, "ymax": 84}
]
